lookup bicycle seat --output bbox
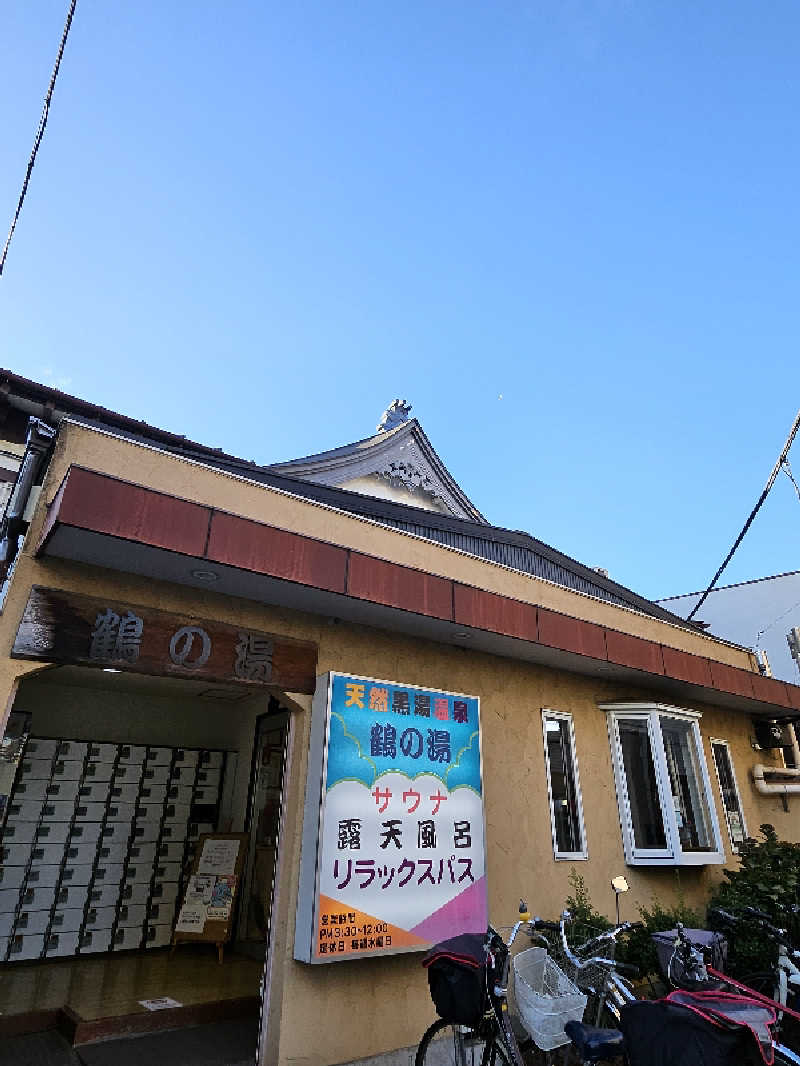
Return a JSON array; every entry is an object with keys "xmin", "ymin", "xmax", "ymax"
[{"xmin": 564, "ymin": 1020, "xmax": 625, "ymax": 1062}]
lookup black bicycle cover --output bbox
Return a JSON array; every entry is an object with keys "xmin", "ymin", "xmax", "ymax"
[
  {"xmin": 620, "ymin": 996, "xmax": 772, "ymax": 1066},
  {"xmin": 422, "ymin": 932, "xmax": 486, "ymax": 970},
  {"xmin": 665, "ymin": 989, "xmax": 778, "ymax": 1065}
]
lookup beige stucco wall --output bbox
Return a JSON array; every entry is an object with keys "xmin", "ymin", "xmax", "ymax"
[
  {"xmin": 0, "ymin": 420, "xmax": 792, "ymax": 1066},
  {"xmin": 266, "ymin": 626, "xmax": 791, "ymax": 1066}
]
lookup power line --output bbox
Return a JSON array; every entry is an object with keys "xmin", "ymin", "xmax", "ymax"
[
  {"xmin": 0, "ymin": 0, "xmax": 78, "ymax": 278},
  {"xmin": 784, "ymin": 458, "xmax": 800, "ymax": 504},
  {"xmin": 754, "ymin": 596, "xmax": 800, "ymax": 648},
  {"xmin": 686, "ymin": 407, "xmax": 800, "ymax": 622}
]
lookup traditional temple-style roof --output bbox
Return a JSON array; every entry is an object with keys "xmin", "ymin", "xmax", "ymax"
[
  {"xmin": 0, "ymin": 371, "xmax": 703, "ymax": 630},
  {"xmin": 268, "ymin": 401, "xmax": 486, "ymax": 523}
]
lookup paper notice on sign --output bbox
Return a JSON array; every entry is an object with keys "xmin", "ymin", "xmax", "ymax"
[
  {"xmin": 185, "ymin": 874, "xmax": 214, "ymax": 904},
  {"xmin": 140, "ymin": 997, "xmax": 182, "ymax": 1011},
  {"xmin": 728, "ymin": 811, "xmax": 745, "ymax": 843},
  {"xmin": 175, "ymin": 904, "xmax": 206, "ymax": 933},
  {"xmin": 206, "ymin": 875, "xmax": 236, "ymax": 919},
  {"xmin": 197, "ymin": 838, "xmax": 240, "ymax": 876}
]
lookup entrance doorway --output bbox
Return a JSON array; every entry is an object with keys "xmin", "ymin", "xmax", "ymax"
[{"xmin": 0, "ymin": 665, "xmax": 292, "ymax": 1060}]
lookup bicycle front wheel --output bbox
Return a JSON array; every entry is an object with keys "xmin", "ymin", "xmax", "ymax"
[{"xmin": 415, "ymin": 1019, "xmax": 513, "ymax": 1066}]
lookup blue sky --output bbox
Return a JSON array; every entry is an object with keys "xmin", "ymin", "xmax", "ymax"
[{"xmin": 0, "ymin": 1, "xmax": 797, "ymax": 603}]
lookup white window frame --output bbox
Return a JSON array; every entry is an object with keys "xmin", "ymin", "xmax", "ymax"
[
  {"xmin": 709, "ymin": 738, "xmax": 748, "ymax": 854},
  {"xmin": 602, "ymin": 702, "xmax": 725, "ymax": 867},
  {"xmin": 541, "ymin": 709, "xmax": 588, "ymax": 861}
]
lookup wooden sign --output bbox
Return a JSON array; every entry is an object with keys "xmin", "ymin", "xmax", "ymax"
[
  {"xmin": 172, "ymin": 832, "xmax": 248, "ymax": 964},
  {"xmin": 12, "ymin": 586, "xmax": 317, "ymax": 694}
]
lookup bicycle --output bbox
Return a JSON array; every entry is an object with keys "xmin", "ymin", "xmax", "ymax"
[
  {"xmin": 563, "ymin": 914, "xmax": 800, "ymax": 1064},
  {"xmin": 415, "ymin": 902, "xmax": 571, "ymax": 1066},
  {"xmin": 709, "ymin": 906, "xmax": 800, "ymax": 1020},
  {"xmin": 656, "ymin": 916, "xmax": 800, "ymax": 1065},
  {"xmin": 553, "ymin": 909, "xmax": 641, "ymax": 1028},
  {"xmin": 554, "ymin": 911, "xmax": 640, "ymax": 1064}
]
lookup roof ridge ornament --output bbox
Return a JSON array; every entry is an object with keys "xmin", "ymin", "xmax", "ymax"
[{"xmin": 377, "ymin": 399, "xmax": 411, "ymax": 433}]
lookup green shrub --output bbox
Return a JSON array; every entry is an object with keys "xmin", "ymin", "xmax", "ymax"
[
  {"xmin": 563, "ymin": 868, "xmax": 612, "ymax": 945},
  {"xmin": 559, "ymin": 870, "xmax": 703, "ymax": 979},
  {"xmin": 707, "ymin": 824, "xmax": 800, "ymax": 977}
]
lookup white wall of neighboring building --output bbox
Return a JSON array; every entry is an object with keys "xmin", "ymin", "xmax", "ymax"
[{"xmin": 659, "ymin": 571, "xmax": 800, "ymax": 684}]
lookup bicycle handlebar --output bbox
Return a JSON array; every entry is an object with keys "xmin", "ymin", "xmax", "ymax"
[
  {"xmin": 710, "ymin": 906, "xmax": 797, "ymax": 951},
  {"xmin": 708, "ymin": 907, "xmax": 737, "ymax": 926},
  {"xmin": 558, "ymin": 911, "xmax": 640, "ymax": 977},
  {"xmin": 530, "ymin": 918, "xmax": 559, "ymax": 932},
  {"xmin": 742, "ymin": 905, "xmax": 773, "ymax": 923}
]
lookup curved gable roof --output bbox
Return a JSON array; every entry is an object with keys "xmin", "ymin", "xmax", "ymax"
[{"xmin": 268, "ymin": 418, "xmax": 486, "ymax": 523}]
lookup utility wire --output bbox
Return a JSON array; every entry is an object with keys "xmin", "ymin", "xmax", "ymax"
[
  {"xmin": 0, "ymin": 0, "xmax": 78, "ymax": 277},
  {"xmin": 686, "ymin": 407, "xmax": 800, "ymax": 622},
  {"xmin": 754, "ymin": 597, "xmax": 800, "ymax": 648},
  {"xmin": 784, "ymin": 458, "xmax": 800, "ymax": 504}
]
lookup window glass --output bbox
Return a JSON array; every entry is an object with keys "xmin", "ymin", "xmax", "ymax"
[
  {"xmin": 606, "ymin": 705, "xmax": 724, "ymax": 866},
  {"xmin": 618, "ymin": 718, "xmax": 667, "ymax": 850},
  {"xmin": 660, "ymin": 717, "xmax": 715, "ymax": 851},
  {"xmin": 711, "ymin": 741, "xmax": 746, "ymax": 846},
  {"xmin": 544, "ymin": 716, "xmax": 583, "ymax": 856}
]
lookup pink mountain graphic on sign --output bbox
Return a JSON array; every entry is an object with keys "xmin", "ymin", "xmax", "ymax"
[{"xmin": 409, "ymin": 876, "xmax": 488, "ymax": 943}]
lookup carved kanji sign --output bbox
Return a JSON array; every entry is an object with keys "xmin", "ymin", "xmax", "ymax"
[{"xmin": 12, "ymin": 586, "xmax": 317, "ymax": 693}]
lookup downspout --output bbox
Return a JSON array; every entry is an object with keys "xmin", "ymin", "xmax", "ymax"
[
  {"xmin": 789, "ymin": 723, "xmax": 800, "ymax": 771},
  {"xmin": 0, "ymin": 416, "xmax": 56, "ymax": 580}
]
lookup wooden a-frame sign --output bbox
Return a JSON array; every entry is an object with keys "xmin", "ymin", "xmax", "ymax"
[{"xmin": 172, "ymin": 832, "xmax": 249, "ymax": 964}]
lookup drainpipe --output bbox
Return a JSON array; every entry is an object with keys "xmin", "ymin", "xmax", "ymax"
[
  {"xmin": 788, "ymin": 723, "xmax": 800, "ymax": 770},
  {"xmin": 752, "ymin": 762, "xmax": 800, "ymax": 813},
  {"xmin": 752, "ymin": 764, "xmax": 800, "ymax": 794},
  {"xmin": 0, "ymin": 417, "xmax": 56, "ymax": 579}
]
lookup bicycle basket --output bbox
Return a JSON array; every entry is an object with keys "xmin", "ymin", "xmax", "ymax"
[
  {"xmin": 513, "ymin": 947, "xmax": 587, "ymax": 1051},
  {"xmin": 423, "ymin": 933, "xmax": 488, "ymax": 1027},
  {"xmin": 651, "ymin": 928, "xmax": 728, "ymax": 983}
]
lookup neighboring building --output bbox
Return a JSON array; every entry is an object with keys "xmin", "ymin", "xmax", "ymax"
[
  {"xmin": 0, "ymin": 369, "xmax": 797, "ymax": 1066},
  {"xmin": 660, "ymin": 572, "xmax": 800, "ymax": 684}
]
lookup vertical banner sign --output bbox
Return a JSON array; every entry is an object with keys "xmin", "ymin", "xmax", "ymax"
[{"xmin": 295, "ymin": 673, "xmax": 486, "ymax": 963}]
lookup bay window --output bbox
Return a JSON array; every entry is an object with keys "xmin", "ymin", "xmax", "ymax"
[{"xmin": 603, "ymin": 703, "xmax": 724, "ymax": 866}]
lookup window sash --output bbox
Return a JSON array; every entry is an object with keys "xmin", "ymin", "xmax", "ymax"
[
  {"xmin": 605, "ymin": 705, "xmax": 724, "ymax": 866},
  {"xmin": 659, "ymin": 716, "xmax": 716, "ymax": 853},
  {"xmin": 541, "ymin": 710, "xmax": 587, "ymax": 860},
  {"xmin": 609, "ymin": 712, "xmax": 673, "ymax": 861},
  {"xmin": 710, "ymin": 739, "xmax": 747, "ymax": 852}
]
